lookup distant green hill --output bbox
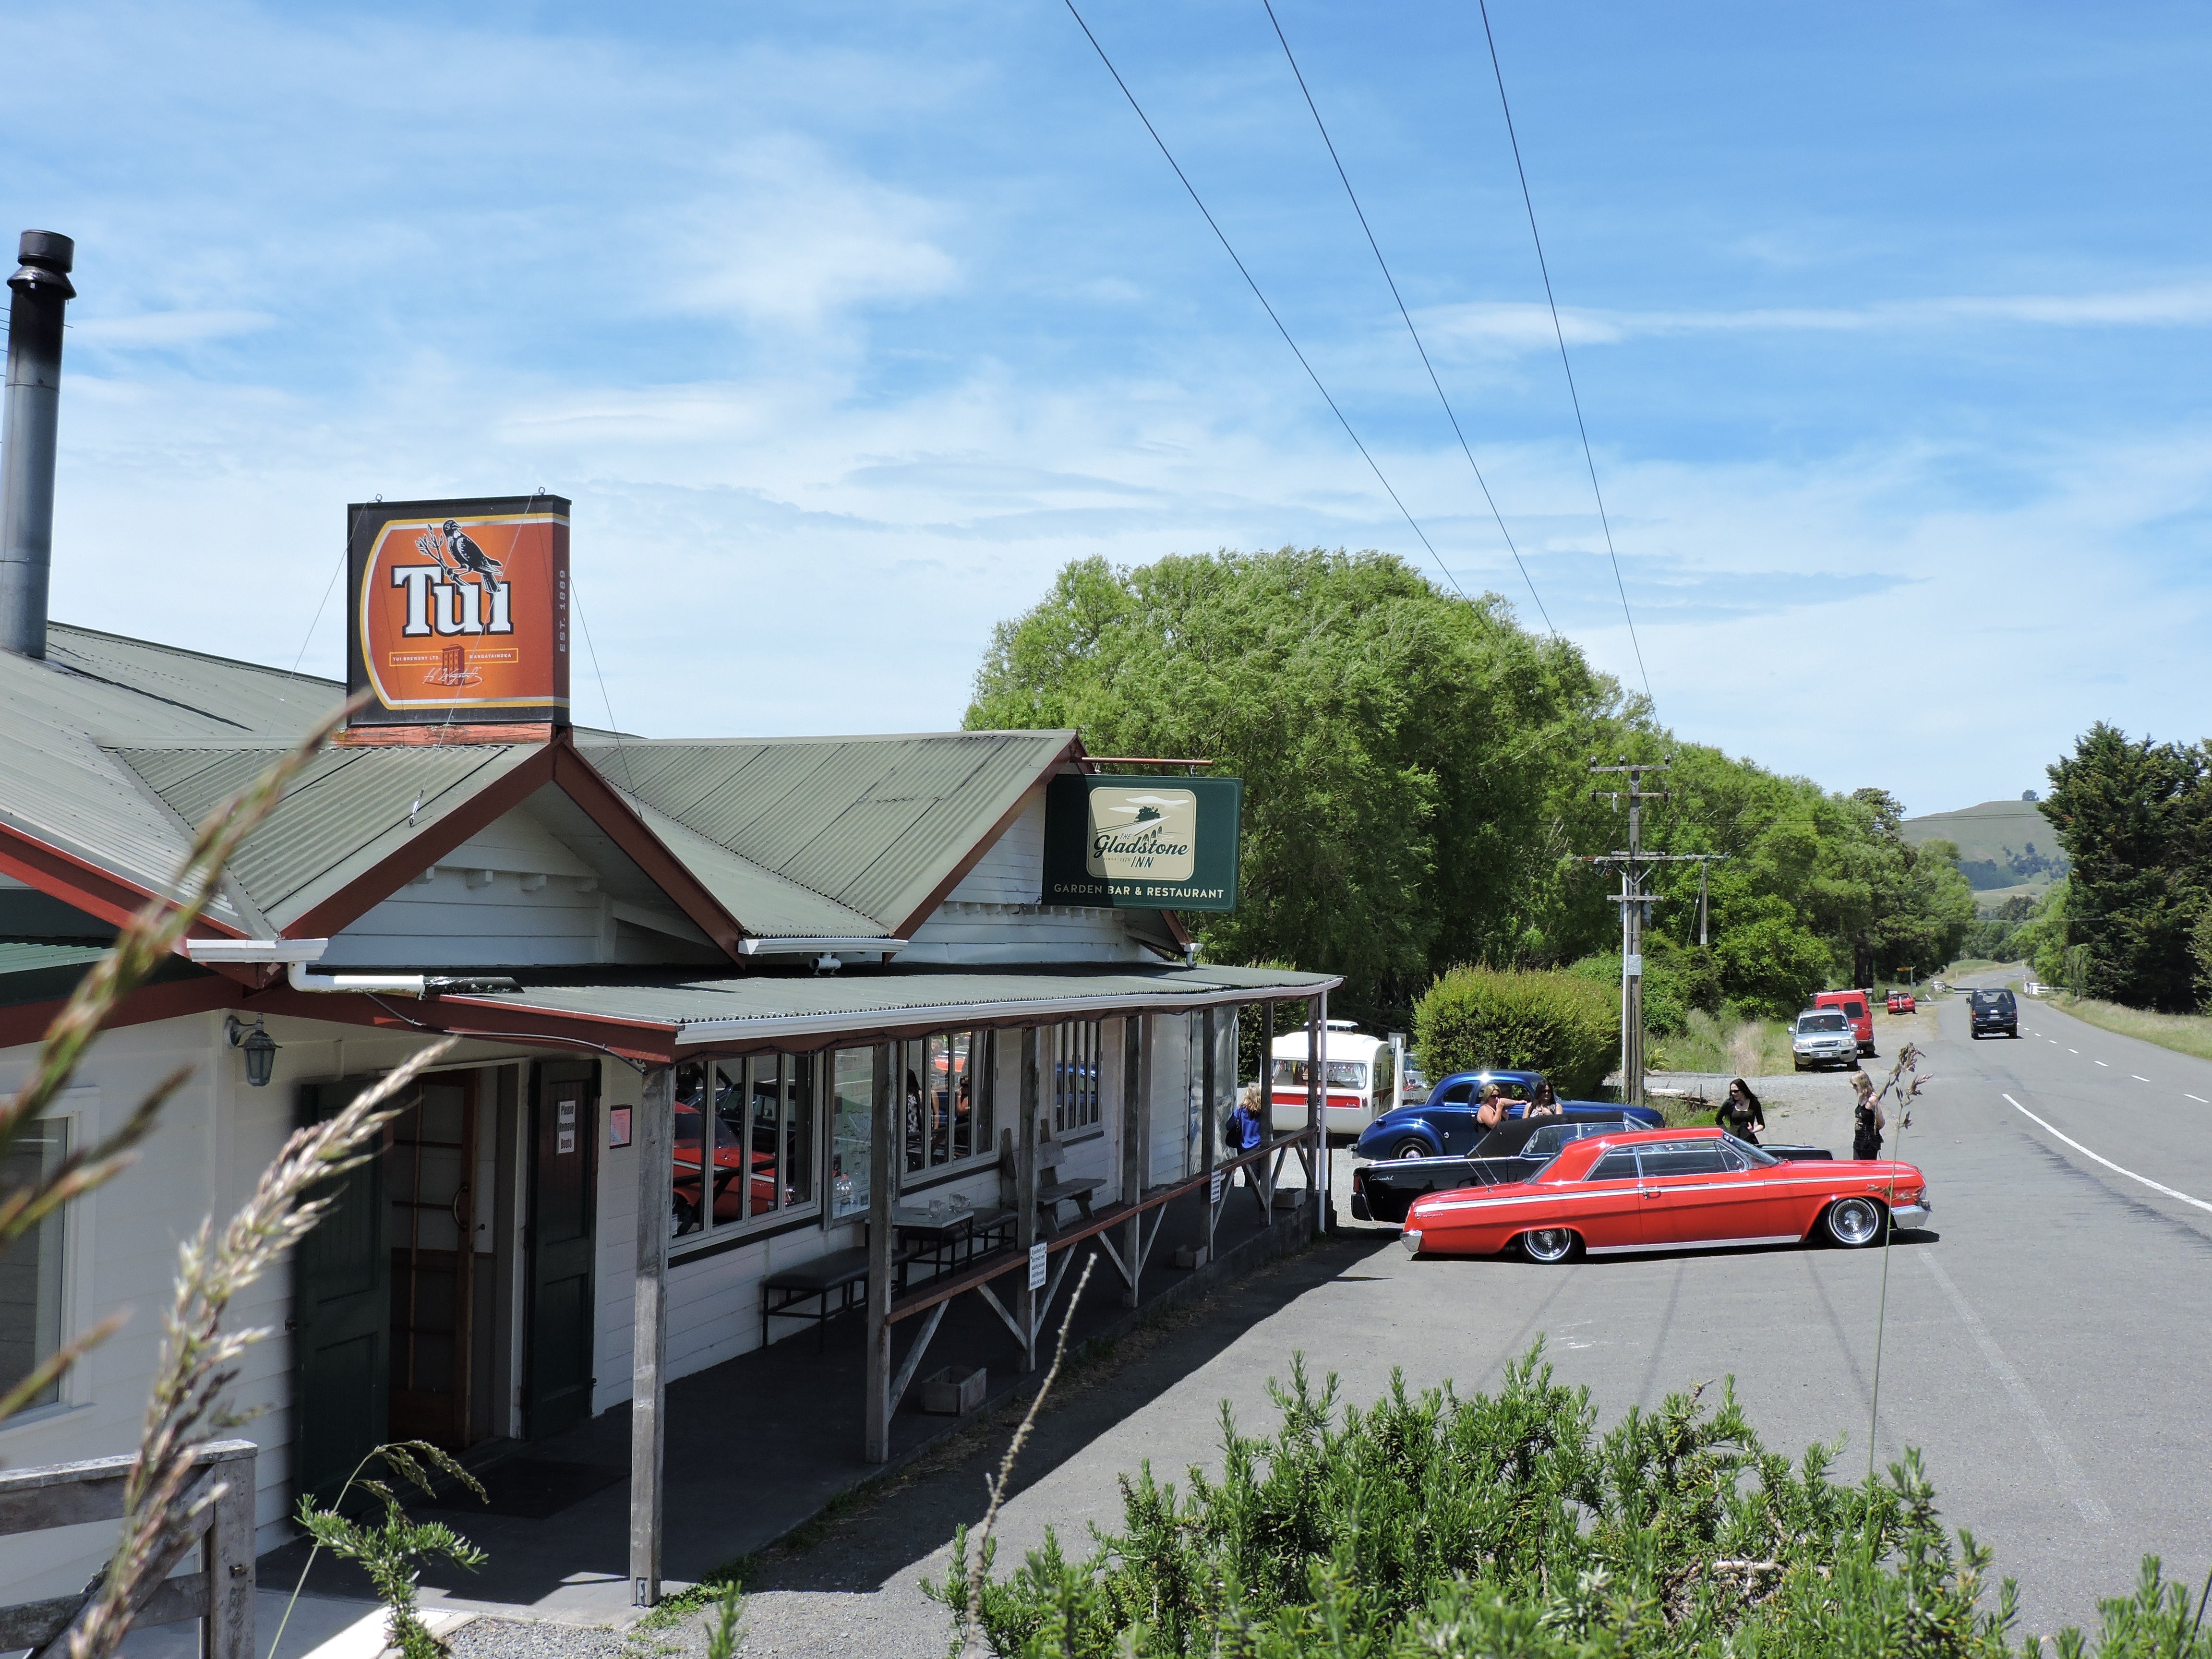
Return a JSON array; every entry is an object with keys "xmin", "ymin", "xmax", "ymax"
[{"xmin": 1901, "ymin": 799, "xmax": 2067, "ymax": 894}]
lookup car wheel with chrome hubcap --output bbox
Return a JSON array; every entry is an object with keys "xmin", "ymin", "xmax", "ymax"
[
  {"xmin": 1521, "ymin": 1227, "xmax": 1577, "ymax": 1263},
  {"xmin": 1390, "ymin": 1139, "xmax": 1431, "ymax": 1163},
  {"xmin": 1824, "ymin": 1196, "xmax": 1886, "ymax": 1248}
]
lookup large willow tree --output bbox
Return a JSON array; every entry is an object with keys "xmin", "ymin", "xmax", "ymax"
[{"xmin": 964, "ymin": 548, "xmax": 1631, "ymax": 1023}]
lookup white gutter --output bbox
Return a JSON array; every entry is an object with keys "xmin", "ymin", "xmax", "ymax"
[
  {"xmin": 736, "ymin": 937, "xmax": 908, "ymax": 957},
  {"xmin": 182, "ymin": 936, "xmax": 434, "ymax": 998}
]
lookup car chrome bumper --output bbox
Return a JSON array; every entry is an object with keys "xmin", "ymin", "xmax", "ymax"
[
  {"xmin": 1890, "ymin": 1201, "xmax": 1930, "ymax": 1230},
  {"xmin": 1400, "ymin": 1228, "xmax": 1422, "ymax": 1255}
]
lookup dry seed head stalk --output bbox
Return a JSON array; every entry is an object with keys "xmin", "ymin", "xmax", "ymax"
[{"xmin": 63, "ymin": 1037, "xmax": 457, "ymax": 1659}]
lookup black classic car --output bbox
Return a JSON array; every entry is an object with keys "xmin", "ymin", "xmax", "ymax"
[{"xmin": 1349, "ymin": 1117, "xmax": 1837, "ymax": 1225}]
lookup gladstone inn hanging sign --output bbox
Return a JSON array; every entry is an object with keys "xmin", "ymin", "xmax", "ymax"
[
  {"xmin": 1041, "ymin": 773, "xmax": 1243, "ymax": 912},
  {"xmin": 346, "ymin": 493, "xmax": 572, "ymax": 727}
]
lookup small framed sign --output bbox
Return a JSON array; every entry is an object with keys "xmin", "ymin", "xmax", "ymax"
[
  {"xmin": 1028, "ymin": 1241, "xmax": 1048, "ymax": 1290},
  {"xmin": 608, "ymin": 1106, "xmax": 633, "ymax": 1149},
  {"xmin": 557, "ymin": 1129, "xmax": 577, "ymax": 1155}
]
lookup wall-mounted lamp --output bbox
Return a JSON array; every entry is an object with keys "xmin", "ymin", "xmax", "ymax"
[{"xmin": 225, "ymin": 1014, "xmax": 278, "ymax": 1088}]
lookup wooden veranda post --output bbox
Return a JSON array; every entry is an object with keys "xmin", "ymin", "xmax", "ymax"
[
  {"xmin": 1306, "ymin": 994, "xmax": 1325, "ymax": 1232},
  {"xmin": 629, "ymin": 1065, "xmax": 673, "ymax": 1606},
  {"xmin": 1016, "ymin": 1026, "xmax": 1042, "ymax": 1370},
  {"xmin": 1199, "ymin": 1006, "xmax": 1216, "ymax": 1263},
  {"xmin": 1118, "ymin": 1016, "xmax": 1143, "ymax": 1306},
  {"xmin": 865, "ymin": 1044, "xmax": 896, "ymax": 1462}
]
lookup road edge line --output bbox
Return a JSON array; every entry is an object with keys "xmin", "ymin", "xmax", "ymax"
[
  {"xmin": 2000, "ymin": 1093, "xmax": 2212, "ymax": 1217},
  {"xmin": 1917, "ymin": 1252, "xmax": 2111, "ymax": 1526}
]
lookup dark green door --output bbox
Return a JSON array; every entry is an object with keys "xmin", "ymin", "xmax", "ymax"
[
  {"xmin": 526, "ymin": 1060, "xmax": 599, "ymax": 1439},
  {"xmin": 292, "ymin": 1080, "xmax": 390, "ymax": 1507}
]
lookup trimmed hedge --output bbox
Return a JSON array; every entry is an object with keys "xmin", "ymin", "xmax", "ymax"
[{"xmin": 1413, "ymin": 966, "xmax": 1620, "ymax": 1098}]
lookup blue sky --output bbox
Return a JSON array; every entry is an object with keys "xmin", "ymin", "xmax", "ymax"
[{"xmin": 3, "ymin": 0, "xmax": 2206, "ymax": 814}]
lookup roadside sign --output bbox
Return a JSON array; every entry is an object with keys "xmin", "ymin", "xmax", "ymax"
[{"xmin": 1028, "ymin": 1241, "xmax": 1047, "ymax": 1290}]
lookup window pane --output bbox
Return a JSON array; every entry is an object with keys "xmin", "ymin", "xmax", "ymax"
[
  {"xmin": 782, "ymin": 1055, "xmax": 815, "ymax": 1208},
  {"xmin": 1641, "ymin": 1142, "xmax": 1729, "ymax": 1178},
  {"xmin": 903, "ymin": 1043, "xmax": 927, "ymax": 1174},
  {"xmin": 1586, "ymin": 1149, "xmax": 1639, "ymax": 1182},
  {"xmin": 930, "ymin": 1034, "xmax": 952, "ymax": 1168},
  {"xmin": 0, "ymin": 1117, "xmax": 67, "ymax": 1411},
  {"xmin": 831, "ymin": 1049, "xmax": 874, "ymax": 1219},
  {"xmin": 968, "ymin": 1031, "xmax": 994, "ymax": 1158},
  {"xmin": 743, "ymin": 1058, "xmax": 781, "ymax": 1221},
  {"xmin": 672, "ymin": 1061, "xmax": 710, "ymax": 1237}
]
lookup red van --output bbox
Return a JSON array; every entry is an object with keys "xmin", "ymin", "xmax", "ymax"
[{"xmin": 1813, "ymin": 988, "xmax": 1875, "ymax": 1058}]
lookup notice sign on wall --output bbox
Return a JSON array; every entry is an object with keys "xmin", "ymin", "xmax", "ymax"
[
  {"xmin": 347, "ymin": 494, "xmax": 571, "ymax": 727},
  {"xmin": 1041, "ymin": 772, "xmax": 1242, "ymax": 912}
]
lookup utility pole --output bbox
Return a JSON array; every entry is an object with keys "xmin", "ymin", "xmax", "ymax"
[{"xmin": 1584, "ymin": 757, "xmax": 1727, "ymax": 1107}]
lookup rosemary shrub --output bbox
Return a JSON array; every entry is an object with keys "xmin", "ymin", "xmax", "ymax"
[{"xmin": 936, "ymin": 1346, "xmax": 2209, "ymax": 1657}]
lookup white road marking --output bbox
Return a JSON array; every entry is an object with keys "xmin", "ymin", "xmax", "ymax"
[
  {"xmin": 2068, "ymin": 1048, "xmax": 2079, "ymax": 1054},
  {"xmin": 2188, "ymin": 1095, "xmax": 2209, "ymax": 1105},
  {"xmin": 2094, "ymin": 1060, "xmax": 2109, "ymax": 1068},
  {"xmin": 1918, "ymin": 1253, "xmax": 2111, "ymax": 1526},
  {"xmin": 2131, "ymin": 1075, "xmax": 2150, "ymax": 1082},
  {"xmin": 2001, "ymin": 1094, "xmax": 2212, "ymax": 1217}
]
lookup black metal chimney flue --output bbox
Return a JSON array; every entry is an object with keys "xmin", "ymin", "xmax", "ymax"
[{"xmin": 0, "ymin": 230, "xmax": 75, "ymax": 660}]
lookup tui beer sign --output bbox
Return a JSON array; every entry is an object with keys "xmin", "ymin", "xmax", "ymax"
[
  {"xmin": 1042, "ymin": 773, "xmax": 1242, "ymax": 912},
  {"xmin": 347, "ymin": 494, "xmax": 570, "ymax": 727}
]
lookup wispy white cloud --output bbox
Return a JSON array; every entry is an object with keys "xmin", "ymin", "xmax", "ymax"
[{"xmin": 1419, "ymin": 282, "xmax": 2212, "ymax": 355}]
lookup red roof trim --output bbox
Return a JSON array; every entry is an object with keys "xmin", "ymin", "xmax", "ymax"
[
  {"xmin": 549, "ymin": 736, "xmax": 746, "ymax": 962},
  {"xmin": 0, "ymin": 822, "xmax": 249, "ymax": 945}
]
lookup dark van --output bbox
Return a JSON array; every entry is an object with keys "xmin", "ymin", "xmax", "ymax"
[{"xmin": 1969, "ymin": 987, "xmax": 2019, "ymax": 1039}]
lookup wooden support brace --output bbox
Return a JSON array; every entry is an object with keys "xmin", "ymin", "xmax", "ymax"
[
  {"xmin": 865, "ymin": 1044, "xmax": 897, "ymax": 1461},
  {"xmin": 887, "ymin": 1301, "xmax": 948, "ymax": 1415}
]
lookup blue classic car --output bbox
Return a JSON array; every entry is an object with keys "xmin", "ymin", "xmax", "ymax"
[{"xmin": 1351, "ymin": 1068, "xmax": 1664, "ymax": 1162}]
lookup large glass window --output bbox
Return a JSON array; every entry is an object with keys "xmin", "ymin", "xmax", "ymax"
[
  {"xmin": 1050, "ymin": 1022, "xmax": 1101, "ymax": 1136},
  {"xmin": 0, "ymin": 1117, "xmax": 68, "ymax": 1411},
  {"xmin": 671, "ymin": 1054, "xmax": 817, "ymax": 1243},
  {"xmin": 903, "ymin": 1032, "xmax": 997, "ymax": 1175}
]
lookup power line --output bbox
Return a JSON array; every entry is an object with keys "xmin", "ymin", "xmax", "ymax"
[
  {"xmin": 1475, "ymin": 0, "xmax": 1654, "ymax": 711},
  {"xmin": 1062, "ymin": 0, "xmax": 1469, "ymax": 600},
  {"xmin": 1259, "ymin": 0, "xmax": 1555, "ymax": 637}
]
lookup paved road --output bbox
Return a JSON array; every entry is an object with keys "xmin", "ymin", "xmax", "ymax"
[{"xmin": 694, "ymin": 984, "xmax": 2212, "ymax": 1654}]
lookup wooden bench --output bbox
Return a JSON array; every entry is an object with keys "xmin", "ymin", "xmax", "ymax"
[
  {"xmin": 1034, "ymin": 1142, "xmax": 1104, "ymax": 1233},
  {"xmin": 761, "ymin": 1244, "xmax": 913, "ymax": 1351}
]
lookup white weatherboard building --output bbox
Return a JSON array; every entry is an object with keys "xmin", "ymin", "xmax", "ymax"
[{"xmin": 0, "ymin": 624, "xmax": 1334, "ymax": 1605}]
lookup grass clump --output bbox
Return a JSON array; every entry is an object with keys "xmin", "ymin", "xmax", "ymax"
[
  {"xmin": 937, "ymin": 1344, "xmax": 2209, "ymax": 1658},
  {"xmin": 1648, "ymin": 1008, "xmax": 1793, "ymax": 1080}
]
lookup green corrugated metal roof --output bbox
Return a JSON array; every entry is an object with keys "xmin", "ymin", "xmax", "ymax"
[
  {"xmin": 449, "ymin": 963, "xmax": 1338, "ymax": 1043},
  {"xmin": 625, "ymin": 801, "xmax": 888, "ymax": 940},
  {"xmin": 0, "ymin": 940, "xmax": 208, "ymax": 1008},
  {"xmin": 579, "ymin": 732, "xmax": 1072, "ymax": 930},
  {"xmin": 108, "ymin": 743, "xmax": 541, "ymax": 928}
]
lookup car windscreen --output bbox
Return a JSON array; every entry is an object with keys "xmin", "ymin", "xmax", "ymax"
[
  {"xmin": 1798, "ymin": 1013, "xmax": 1849, "ymax": 1033},
  {"xmin": 1971, "ymin": 990, "xmax": 2016, "ymax": 1010}
]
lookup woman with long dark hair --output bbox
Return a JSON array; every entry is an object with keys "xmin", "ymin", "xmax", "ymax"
[{"xmin": 1714, "ymin": 1078, "xmax": 1765, "ymax": 1144}]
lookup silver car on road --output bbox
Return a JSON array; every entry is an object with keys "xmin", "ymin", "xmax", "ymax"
[{"xmin": 1791, "ymin": 1009, "xmax": 1859, "ymax": 1071}]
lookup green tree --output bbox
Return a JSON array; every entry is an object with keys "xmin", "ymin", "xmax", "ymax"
[
  {"xmin": 2040, "ymin": 723, "xmax": 2211, "ymax": 1010},
  {"xmin": 965, "ymin": 549, "xmax": 1630, "ymax": 1024}
]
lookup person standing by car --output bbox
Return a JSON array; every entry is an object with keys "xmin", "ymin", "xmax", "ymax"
[
  {"xmin": 1852, "ymin": 1070, "xmax": 1886, "ymax": 1161},
  {"xmin": 1714, "ymin": 1078, "xmax": 1766, "ymax": 1144},
  {"xmin": 1525, "ymin": 1082, "xmax": 1563, "ymax": 1118}
]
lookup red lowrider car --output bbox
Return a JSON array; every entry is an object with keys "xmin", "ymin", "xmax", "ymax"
[
  {"xmin": 1402, "ymin": 1127, "xmax": 1929, "ymax": 1262},
  {"xmin": 1886, "ymin": 990, "xmax": 1917, "ymax": 1014}
]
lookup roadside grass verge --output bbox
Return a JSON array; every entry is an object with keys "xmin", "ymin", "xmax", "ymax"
[
  {"xmin": 1648, "ymin": 1008, "xmax": 1792, "ymax": 1079},
  {"xmin": 2048, "ymin": 993, "xmax": 2212, "ymax": 1066}
]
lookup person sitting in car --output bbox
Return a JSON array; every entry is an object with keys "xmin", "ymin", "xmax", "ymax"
[
  {"xmin": 1714, "ymin": 1077, "xmax": 1766, "ymax": 1144},
  {"xmin": 1475, "ymin": 1082, "xmax": 1514, "ymax": 1131},
  {"xmin": 1525, "ymin": 1082, "xmax": 1564, "ymax": 1118}
]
